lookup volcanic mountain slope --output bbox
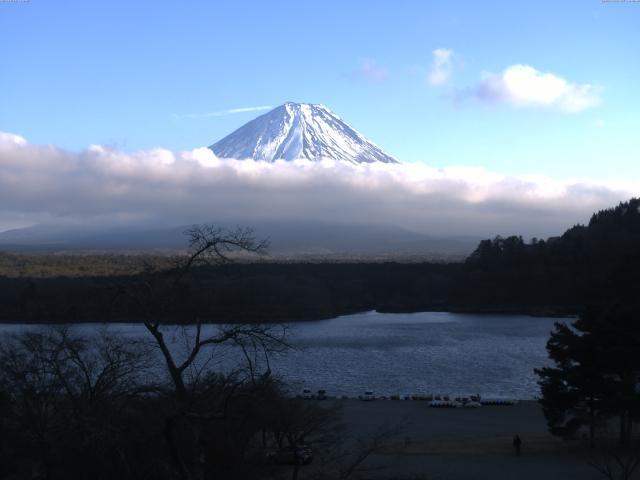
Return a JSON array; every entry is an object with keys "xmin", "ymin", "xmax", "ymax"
[{"xmin": 209, "ymin": 102, "xmax": 398, "ymax": 164}]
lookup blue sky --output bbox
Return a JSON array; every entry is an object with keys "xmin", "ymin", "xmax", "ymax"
[
  {"xmin": 0, "ymin": 1, "xmax": 639, "ymax": 236},
  {"xmin": 2, "ymin": 0, "xmax": 638, "ymax": 179}
]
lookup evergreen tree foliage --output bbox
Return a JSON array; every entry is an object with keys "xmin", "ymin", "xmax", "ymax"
[{"xmin": 536, "ymin": 299, "xmax": 640, "ymax": 446}]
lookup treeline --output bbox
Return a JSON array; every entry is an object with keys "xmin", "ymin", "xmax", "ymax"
[
  {"xmin": 458, "ymin": 198, "xmax": 640, "ymax": 311},
  {"xmin": 2, "ymin": 198, "xmax": 640, "ymax": 323},
  {"xmin": 0, "ymin": 263, "xmax": 458, "ymax": 323},
  {"xmin": 0, "ymin": 252, "xmax": 175, "ymax": 278}
]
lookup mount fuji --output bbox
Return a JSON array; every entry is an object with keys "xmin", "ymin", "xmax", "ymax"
[{"xmin": 209, "ymin": 102, "xmax": 398, "ymax": 164}]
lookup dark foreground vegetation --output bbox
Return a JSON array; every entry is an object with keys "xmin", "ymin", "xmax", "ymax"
[
  {"xmin": 537, "ymin": 298, "xmax": 640, "ymax": 445},
  {"xmin": 0, "ymin": 327, "xmax": 395, "ymax": 480},
  {"xmin": 2, "ymin": 198, "xmax": 640, "ymax": 323},
  {"xmin": 0, "ymin": 226, "xmax": 395, "ymax": 480}
]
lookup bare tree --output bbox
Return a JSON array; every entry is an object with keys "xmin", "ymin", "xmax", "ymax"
[
  {"xmin": 115, "ymin": 225, "xmax": 291, "ymax": 480},
  {"xmin": 588, "ymin": 446, "xmax": 640, "ymax": 480},
  {"xmin": 0, "ymin": 328, "xmax": 151, "ymax": 479},
  {"xmin": 306, "ymin": 423, "xmax": 404, "ymax": 480},
  {"xmin": 116, "ymin": 225, "xmax": 288, "ymax": 401},
  {"xmin": 43, "ymin": 328, "xmax": 152, "ymax": 411},
  {"xmin": 265, "ymin": 394, "xmax": 344, "ymax": 480},
  {"xmin": 0, "ymin": 331, "xmax": 62, "ymax": 479}
]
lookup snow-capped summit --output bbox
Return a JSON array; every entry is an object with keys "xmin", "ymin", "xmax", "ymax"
[{"xmin": 209, "ymin": 102, "xmax": 398, "ymax": 164}]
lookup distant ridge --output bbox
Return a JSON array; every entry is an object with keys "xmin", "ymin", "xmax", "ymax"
[
  {"xmin": 0, "ymin": 221, "xmax": 478, "ymax": 257},
  {"xmin": 209, "ymin": 102, "xmax": 398, "ymax": 164}
]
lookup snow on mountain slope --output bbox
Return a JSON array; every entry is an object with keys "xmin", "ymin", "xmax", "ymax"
[{"xmin": 209, "ymin": 102, "xmax": 399, "ymax": 164}]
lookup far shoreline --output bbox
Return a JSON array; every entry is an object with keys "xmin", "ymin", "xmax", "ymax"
[{"xmin": 0, "ymin": 306, "xmax": 577, "ymax": 325}]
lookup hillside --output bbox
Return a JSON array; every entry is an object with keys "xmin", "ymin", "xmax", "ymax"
[
  {"xmin": 1, "ymin": 199, "xmax": 639, "ymax": 323},
  {"xmin": 455, "ymin": 198, "xmax": 640, "ymax": 310}
]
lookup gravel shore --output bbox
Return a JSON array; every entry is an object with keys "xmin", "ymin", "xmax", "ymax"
[{"xmin": 334, "ymin": 399, "xmax": 607, "ymax": 480}]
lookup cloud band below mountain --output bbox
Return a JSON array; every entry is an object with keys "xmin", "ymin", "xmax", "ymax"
[{"xmin": 0, "ymin": 132, "xmax": 635, "ymax": 238}]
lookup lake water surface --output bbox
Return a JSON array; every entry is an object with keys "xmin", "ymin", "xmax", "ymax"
[{"xmin": 0, "ymin": 311, "xmax": 566, "ymax": 399}]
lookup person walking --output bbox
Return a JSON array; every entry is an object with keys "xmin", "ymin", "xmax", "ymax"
[{"xmin": 512, "ymin": 435, "xmax": 522, "ymax": 456}]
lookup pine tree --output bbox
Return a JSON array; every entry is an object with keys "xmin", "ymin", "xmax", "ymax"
[{"xmin": 536, "ymin": 300, "xmax": 640, "ymax": 446}]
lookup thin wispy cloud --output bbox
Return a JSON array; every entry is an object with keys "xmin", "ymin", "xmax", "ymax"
[
  {"xmin": 472, "ymin": 65, "xmax": 601, "ymax": 113},
  {"xmin": 428, "ymin": 48, "xmax": 454, "ymax": 86},
  {"xmin": 175, "ymin": 105, "xmax": 273, "ymax": 119},
  {"xmin": 0, "ymin": 133, "xmax": 635, "ymax": 238},
  {"xmin": 352, "ymin": 59, "xmax": 389, "ymax": 82}
]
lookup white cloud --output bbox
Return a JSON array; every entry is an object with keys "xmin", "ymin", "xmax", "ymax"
[
  {"xmin": 0, "ymin": 132, "xmax": 27, "ymax": 146},
  {"xmin": 0, "ymin": 132, "xmax": 634, "ymax": 238},
  {"xmin": 474, "ymin": 64, "xmax": 601, "ymax": 113},
  {"xmin": 175, "ymin": 105, "xmax": 273, "ymax": 119},
  {"xmin": 428, "ymin": 49, "xmax": 454, "ymax": 86}
]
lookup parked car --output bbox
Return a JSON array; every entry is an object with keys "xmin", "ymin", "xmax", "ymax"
[
  {"xmin": 301, "ymin": 388, "xmax": 313, "ymax": 399},
  {"xmin": 317, "ymin": 389, "xmax": 327, "ymax": 400},
  {"xmin": 360, "ymin": 390, "xmax": 376, "ymax": 401}
]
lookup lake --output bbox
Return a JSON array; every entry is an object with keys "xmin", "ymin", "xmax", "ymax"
[{"xmin": 0, "ymin": 311, "xmax": 566, "ymax": 399}]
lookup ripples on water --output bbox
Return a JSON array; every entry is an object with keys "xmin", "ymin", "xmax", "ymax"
[{"xmin": 0, "ymin": 311, "xmax": 567, "ymax": 399}]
